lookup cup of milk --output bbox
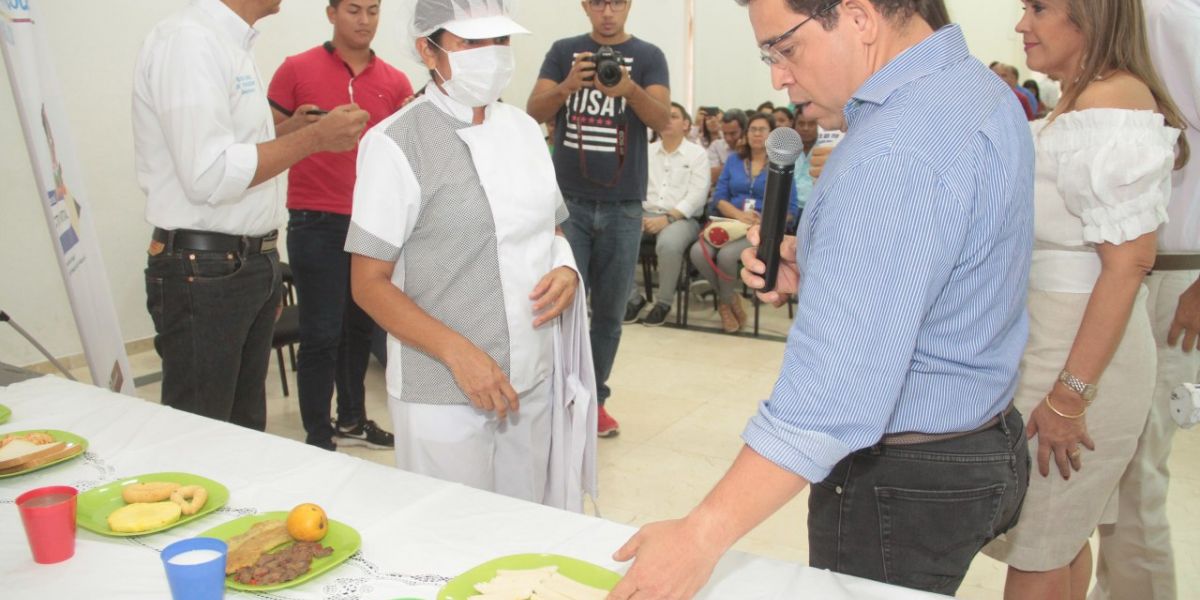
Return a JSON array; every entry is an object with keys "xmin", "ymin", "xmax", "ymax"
[{"xmin": 161, "ymin": 537, "xmax": 228, "ymax": 600}]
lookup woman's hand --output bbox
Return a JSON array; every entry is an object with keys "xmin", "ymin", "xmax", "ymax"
[
  {"xmin": 444, "ymin": 340, "xmax": 519, "ymax": 420},
  {"xmin": 1026, "ymin": 387, "xmax": 1096, "ymax": 479},
  {"xmin": 531, "ymin": 266, "xmax": 579, "ymax": 327},
  {"xmin": 736, "ymin": 209, "xmax": 761, "ymax": 226}
]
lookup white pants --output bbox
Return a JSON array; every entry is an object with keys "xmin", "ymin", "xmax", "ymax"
[
  {"xmin": 388, "ymin": 378, "xmax": 552, "ymax": 504},
  {"xmin": 1092, "ymin": 270, "xmax": 1200, "ymax": 600}
]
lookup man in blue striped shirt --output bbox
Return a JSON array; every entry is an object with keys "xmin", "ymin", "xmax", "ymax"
[{"xmin": 608, "ymin": 1, "xmax": 1034, "ymax": 598}]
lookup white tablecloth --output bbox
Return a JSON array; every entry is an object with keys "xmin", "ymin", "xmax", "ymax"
[{"xmin": 0, "ymin": 377, "xmax": 940, "ymax": 599}]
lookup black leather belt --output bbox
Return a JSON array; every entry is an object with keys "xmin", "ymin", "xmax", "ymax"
[
  {"xmin": 152, "ymin": 228, "xmax": 278, "ymax": 254},
  {"xmin": 1152, "ymin": 253, "xmax": 1200, "ymax": 272}
]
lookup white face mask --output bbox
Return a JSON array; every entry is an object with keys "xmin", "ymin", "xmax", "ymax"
[{"xmin": 430, "ymin": 42, "xmax": 514, "ymax": 108}]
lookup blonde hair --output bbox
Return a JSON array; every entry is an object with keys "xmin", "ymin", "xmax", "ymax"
[{"xmin": 1060, "ymin": 0, "xmax": 1189, "ymax": 169}]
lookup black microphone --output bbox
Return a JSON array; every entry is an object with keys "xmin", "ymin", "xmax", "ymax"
[{"xmin": 756, "ymin": 127, "xmax": 805, "ymax": 292}]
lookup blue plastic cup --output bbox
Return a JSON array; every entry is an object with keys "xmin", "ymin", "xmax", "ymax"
[{"xmin": 161, "ymin": 537, "xmax": 228, "ymax": 600}]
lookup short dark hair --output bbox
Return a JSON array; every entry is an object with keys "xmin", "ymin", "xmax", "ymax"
[
  {"xmin": 722, "ymin": 109, "xmax": 749, "ymax": 132},
  {"xmin": 738, "ymin": 113, "xmax": 775, "ymax": 161},
  {"xmin": 757, "ymin": 100, "xmax": 775, "ymax": 111},
  {"xmin": 773, "ymin": 106, "xmax": 794, "ymax": 121},
  {"xmin": 670, "ymin": 101, "xmax": 692, "ymax": 125},
  {"xmin": 330, "ymin": 0, "xmax": 380, "ymax": 7},
  {"xmin": 734, "ymin": 0, "xmax": 948, "ymax": 30}
]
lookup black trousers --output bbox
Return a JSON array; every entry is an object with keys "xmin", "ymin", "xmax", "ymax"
[
  {"xmin": 145, "ymin": 246, "xmax": 281, "ymax": 431},
  {"xmin": 809, "ymin": 409, "xmax": 1031, "ymax": 596}
]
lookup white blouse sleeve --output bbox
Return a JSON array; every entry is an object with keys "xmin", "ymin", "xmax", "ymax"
[
  {"xmin": 345, "ymin": 127, "xmax": 422, "ymax": 262},
  {"xmin": 1054, "ymin": 110, "xmax": 1179, "ymax": 245}
]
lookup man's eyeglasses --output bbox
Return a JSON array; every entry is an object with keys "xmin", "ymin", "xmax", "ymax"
[
  {"xmin": 759, "ymin": 0, "xmax": 841, "ymax": 67},
  {"xmin": 587, "ymin": 0, "xmax": 629, "ymax": 11}
]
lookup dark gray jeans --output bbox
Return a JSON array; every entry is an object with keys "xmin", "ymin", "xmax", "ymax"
[
  {"xmin": 809, "ymin": 409, "xmax": 1030, "ymax": 596},
  {"xmin": 145, "ymin": 246, "xmax": 281, "ymax": 431}
]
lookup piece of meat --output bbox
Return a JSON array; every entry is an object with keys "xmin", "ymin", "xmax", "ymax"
[{"xmin": 231, "ymin": 541, "xmax": 335, "ymax": 586}]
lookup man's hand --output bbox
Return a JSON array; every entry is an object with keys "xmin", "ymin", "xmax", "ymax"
[
  {"xmin": 1168, "ymin": 276, "xmax": 1200, "ymax": 352},
  {"xmin": 312, "ymin": 103, "xmax": 370, "ymax": 153},
  {"xmin": 444, "ymin": 341, "xmax": 519, "ymax": 419},
  {"xmin": 608, "ymin": 518, "xmax": 724, "ymax": 600},
  {"xmin": 809, "ymin": 145, "xmax": 833, "ymax": 179},
  {"xmin": 530, "ymin": 266, "xmax": 579, "ymax": 328},
  {"xmin": 643, "ymin": 215, "xmax": 669, "ymax": 235},
  {"xmin": 277, "ymin": 103, "xmax": 322, "ymax": 136},
  {"xmin": 561, "ymin": 53, "xmax": 597, "ymax": 96},
  {"xmin": 741, "ymin": 225, "xmax": 799, "ymax": 306},
  {"xmin": 595, "ymin": 64, "xmax": 637, "ymax": 99}
]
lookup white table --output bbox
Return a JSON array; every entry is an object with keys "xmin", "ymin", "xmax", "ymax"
[{"xmin": 0, "ymin": 377, "xmax": 940, "ymax": 599}]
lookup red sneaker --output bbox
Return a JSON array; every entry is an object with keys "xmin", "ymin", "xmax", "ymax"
[{"xmin": 597, "ymin": 405, "xmax": 620, "ymax": 438}]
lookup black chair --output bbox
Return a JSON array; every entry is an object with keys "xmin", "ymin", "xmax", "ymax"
[
  {"xmin": 271, "ymin": 262, "xmax": 300, "ymax": 396},
  {"xmin": 637, "ymin": 235, "xmax": 657, "ymax": 304}
]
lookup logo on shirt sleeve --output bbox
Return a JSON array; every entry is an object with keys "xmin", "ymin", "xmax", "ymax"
[{"xmin": 234, "ymin": 74, "xmax": 257, "ymax": 96}]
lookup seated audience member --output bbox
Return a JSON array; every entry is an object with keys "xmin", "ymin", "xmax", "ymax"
[
  {"xmin": 625, "ymin": 102, "xmax": 711, "ymax": 326},
  {"xmin": 991, "ymin": 61, "xmax": 1037, "ymax": 119},
  {"xmin": 697, "ymin": 106, "xmax": 723, "ymax": 149},
  {"xmin": 756, "ymin": 100, "xmax": 775, "ymax": 115},
  {"xmin": 1023, "ymin": 79, "xmax": 1048, "ymax": 118},
  {"xmin": 708, "ymin": 109, "xmax": 747, "ymax": 186},
  {"xmin": 773, "ymin": 106, "xmax": 794, "ymax": 129},
  {"xmin": 690, "ymin": 113, "xmax": 797, "ymax": 333},
  {"xmin": 792, "ymin": 113, "xmax": 818, "ymax": 219}
]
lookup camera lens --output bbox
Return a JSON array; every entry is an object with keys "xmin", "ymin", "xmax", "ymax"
[{"xmin": 597, "ymin": 62, "xmax": 622, "ymax": 87}]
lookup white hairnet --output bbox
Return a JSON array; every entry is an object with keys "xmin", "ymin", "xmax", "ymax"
[{"xmin": 403, "ymin": 0, "xmax": 526, "ymax": 62}]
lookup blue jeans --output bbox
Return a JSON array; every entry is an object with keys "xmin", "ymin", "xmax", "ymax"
[
  {"xmin": 809, "ymin": 409, "xmax": 1030, "ymax": 595},
  {"xmin": 145, "ymin": 244, "xmax": 281, "ymax": 431},
  {"xmin": 561, "ymin": 197, "xmax": 643, "ymax": 405},
  {"xmin": 287, "ymin": 210, "xmax": 374, "ymax": 447}
]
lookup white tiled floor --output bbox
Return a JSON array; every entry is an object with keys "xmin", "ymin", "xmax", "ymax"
[{"xmin": 116, "ymin": 288, "xmax": 1198, "ymax": 599}]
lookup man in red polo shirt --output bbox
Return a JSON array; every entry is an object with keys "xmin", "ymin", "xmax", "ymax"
[{"xmin": 268, "ymin": 0, "xmax": 413, "ymax": 451}]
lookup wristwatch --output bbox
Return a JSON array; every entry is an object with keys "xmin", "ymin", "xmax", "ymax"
[
  {"xmin": 1058, "ymin": 369, "xmax": 1098, "ymax": 403},
  {"xmin": 666, "ymin": 214, "xmax": 679, "ymax": 224}
]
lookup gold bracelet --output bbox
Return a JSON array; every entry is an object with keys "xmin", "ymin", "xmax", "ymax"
[{"xmin": 1044, "ymin": 394, "xmax": 1087, "ymax": 419}]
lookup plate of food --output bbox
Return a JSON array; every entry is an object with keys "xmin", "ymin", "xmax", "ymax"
[
  {"xmin": 198, "ymin": 504, "xmax": 360, "ymax": 591},
  {"xmin": 75, "ymin": 472, "xmax": 229, "ymax": 536},
  {"xmin": 438, "ymin": 554, "xmax": 620, "ymax": 600},
  {"xmin": 0, "ymin": 404, "xmax": 10, "ymax": 424},
  {"xmin": 0, "ymin": 429, "xmax": 87, "ymax": 478}
]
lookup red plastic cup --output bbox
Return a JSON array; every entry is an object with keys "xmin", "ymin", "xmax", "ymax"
[{"xmin": 16, "ymin": 485, "xmax": 78, "ymax": 564}]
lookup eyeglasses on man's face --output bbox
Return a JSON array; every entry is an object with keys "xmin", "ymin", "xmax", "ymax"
[
  {"xmin": 759, "ymin": 0, "xmax": 841, "ymax": 67},
  {"xmin": 587, "ymin": 0, "xmax": 629, "ymax": 11}
]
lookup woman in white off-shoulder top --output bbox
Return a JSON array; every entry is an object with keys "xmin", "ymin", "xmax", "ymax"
[{"xmin": 982, "ymin": 1, "xmax": 1191, "ymax": 599}]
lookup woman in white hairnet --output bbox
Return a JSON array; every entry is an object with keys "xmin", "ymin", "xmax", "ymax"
[{"xmin": 347, "ymin": 0, "xmax": 589, "ymax": 505}]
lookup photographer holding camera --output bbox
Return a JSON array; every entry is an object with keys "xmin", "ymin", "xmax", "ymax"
[{"xmin": 527, "ymin": 0, "xmax": 670, "ymax": 437}]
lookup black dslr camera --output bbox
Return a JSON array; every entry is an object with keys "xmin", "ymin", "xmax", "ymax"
[{"xmin": 591, "ymin": 46, "xmax": 625, "ymax": 88}]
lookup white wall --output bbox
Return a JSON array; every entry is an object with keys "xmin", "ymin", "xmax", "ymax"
[
  {"xmin": 945, "ymin": 0, "xmax": 1028, "ymax": 79},
  {"xmin": 0, "ymin": 0, "xmax": 1023, "ymax": 367}
]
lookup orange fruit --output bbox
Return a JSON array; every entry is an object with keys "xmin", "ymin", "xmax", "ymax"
[{"xmin": 286, "ymin": 503, "xmax": 328, "ymax": 542}]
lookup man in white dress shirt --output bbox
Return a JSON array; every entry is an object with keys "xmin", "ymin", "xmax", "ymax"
[
  {"xmin": 625, "ymin": 102, "xmax": 711, "ymax": 326},
  {"xmin": 1092, "ymin": 2, "xmax": 1200, "ymax": 598},
  {"xmin": 133, "ymin": 0, "xmax": 368, "ymax": 430}
]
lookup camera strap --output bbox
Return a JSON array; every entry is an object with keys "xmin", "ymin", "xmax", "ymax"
[{"xmin": 566, "ymin": 94, "xmax": 628, "ymax": 189}]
